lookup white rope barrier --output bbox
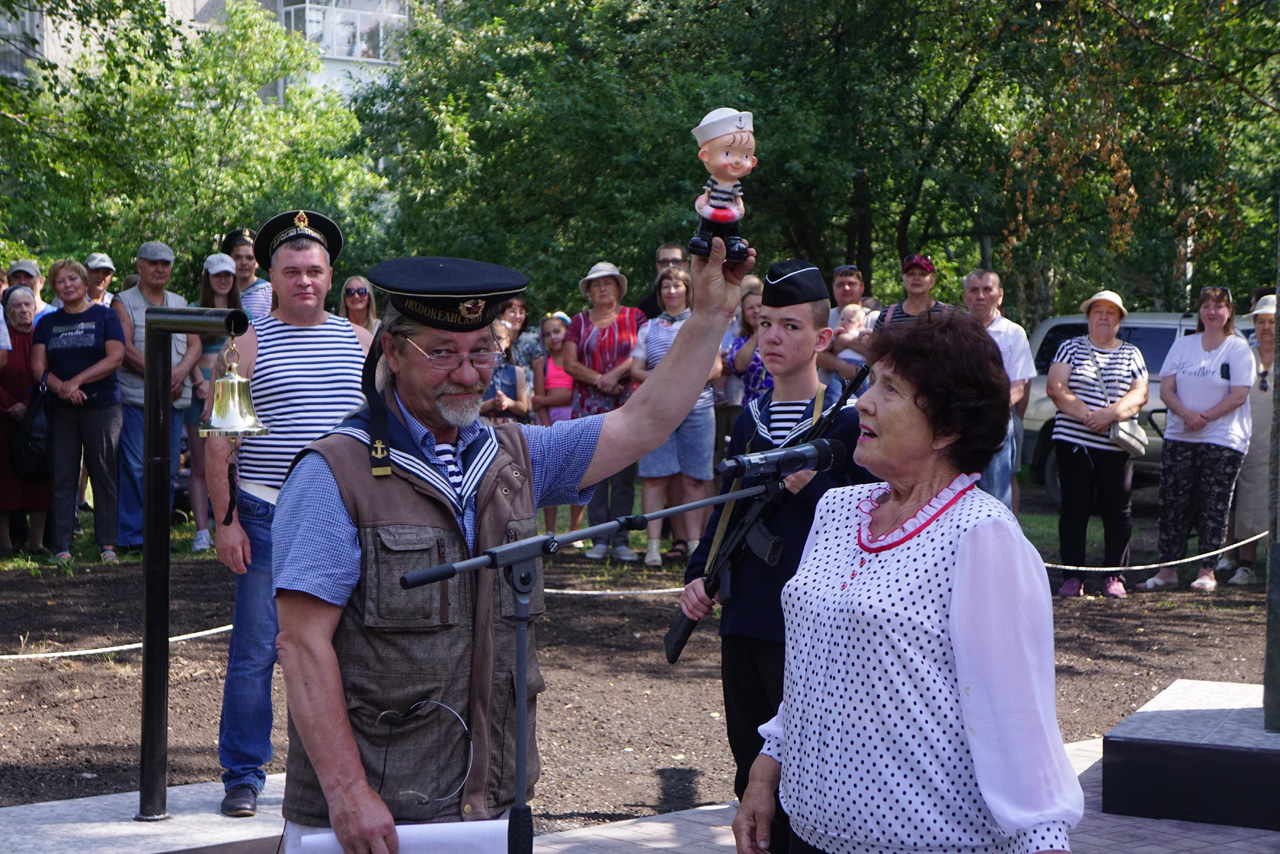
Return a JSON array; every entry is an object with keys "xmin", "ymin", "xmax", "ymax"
[
  {"xmin": 0, "ymin": 624, "xmax": 233, "ymax": 661},
  {"xmin": 0, "ymin": 588, "xmax": 685, "ymax": 661},
  {"xmin": 6, "ymin": 527, "xmax": 1270, "ymax": 661},
  {"xmin": 1042, "ymin": 531, "xmax": 1270, "ymax": 573}
]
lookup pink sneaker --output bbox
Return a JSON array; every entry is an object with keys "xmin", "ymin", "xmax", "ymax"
[
  {"xmin": 1057, "ymin": 577, "xmax": 1084, "ymax": 597},
  {"xmin": 1102, "ymin": 576, "xmax": 1127, "ymax": 598}
]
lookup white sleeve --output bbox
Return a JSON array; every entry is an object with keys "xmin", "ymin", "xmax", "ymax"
[
  {"xmin": 758, "ymin": 491, "xmax": 836, "ymax": 762},
  {"xmin": 950, "ymin": 517, "xmax": 1083, "ymax": 837},
  {"xmin": 1159, "ymin": 333, "xmax": 1189, "ymax": 378},
  {"xmin": 0, "ymin": 323, "xmax": 9, "ymax": 350},
  {"xmin": 631, "ymin": 324, "xmax": 648, "ymax": 362},
  {"xmin": 1228, "ymin": 336, "xmax": 1256, "ymax": 387},
  {"xmin": 1009, "ymin": 328, "xmax": 1036, "ymax": 382}
]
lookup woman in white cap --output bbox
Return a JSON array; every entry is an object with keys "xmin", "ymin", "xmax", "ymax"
[
  {"xmin": 563, "ymin": 261, "xmax": 647, "ymax": 561},
  {"xmin": 185, "ymin": 253, "xmax": 242, "ymax": 553},
  {"xmin": 1217, "ymin": 294, "xmax": 1275, "ymax": 585},
  {"xmin": 1046, "ymin": 289, "xmax": 1149, "ymax": 598},
  {"xmin": 1142, "ymin": 286, "xmax": 1253, "ymax": 592}
]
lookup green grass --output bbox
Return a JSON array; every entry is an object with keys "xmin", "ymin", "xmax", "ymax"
[{"xmin": 1, "ymin": 506, "xmax": 222, "ymax": 575}]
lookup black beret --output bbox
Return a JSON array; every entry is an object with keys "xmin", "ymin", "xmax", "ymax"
[
  {"xmin": 763, "ymin": 260, "xmax": 833, "ymax": 307},
  {"xmin": 220, "ymin": 227, "xmax": 256, "ymax": 256},
  {"xmin": 368, "ymin": 257, "xmax": 529, "ymax": 331},
  {"xmin": 254, "ymin": 210, "xmax": 343, "ymax": 269}
]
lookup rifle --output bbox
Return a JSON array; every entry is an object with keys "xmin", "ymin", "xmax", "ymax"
[{"xmin": 664, "ymin": 363, "xmax": 870, "ymax": 664}]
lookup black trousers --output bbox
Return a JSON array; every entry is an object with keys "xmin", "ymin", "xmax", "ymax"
[
  {"xmin": 1055, "ymin": 441, "xmax": 1133, "ymax": 580},
  {"xmin": 722, "ymin": 634, "xmax": 791, "ymax": 854}
]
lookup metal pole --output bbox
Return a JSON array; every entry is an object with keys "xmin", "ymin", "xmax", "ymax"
[
  {"xmin": 1267, "ymin": 196, "xmax": 1280, "ymax": 732},
  {"xmin": 136, "ymin": 307, "xmax": 248, "ymax": 821}
]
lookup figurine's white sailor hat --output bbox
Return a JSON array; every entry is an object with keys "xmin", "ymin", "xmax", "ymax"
[{"xmin": 692, "ymin": 108, "xmax": 754, "ymax": 145}]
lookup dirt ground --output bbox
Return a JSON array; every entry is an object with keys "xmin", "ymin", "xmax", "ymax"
[{"xmin": 0, "ymin": 486, "xmax": 1269, "ymax": 833}]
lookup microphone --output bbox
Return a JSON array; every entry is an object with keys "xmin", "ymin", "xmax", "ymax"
[{"xmin": 715, "ymin": 439, "xmax": 847, "ymax": 479}]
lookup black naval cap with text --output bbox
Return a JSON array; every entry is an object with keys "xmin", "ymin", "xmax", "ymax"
[
  {"xmin": 763, "ymin": 259, "xmax": 833, "ymax": 307},
  {"xmin": 367, "ymin": 257, "xmax": 529, "ymax": 331},
  {"xmin": 253, "ymin": 210, "xmax": 343, "ymax": 269}
]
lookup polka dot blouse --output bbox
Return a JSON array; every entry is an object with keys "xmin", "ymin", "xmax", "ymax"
[{"xmin": 759, "ymin": 473, "xmax": 1083, "ymax": 854}]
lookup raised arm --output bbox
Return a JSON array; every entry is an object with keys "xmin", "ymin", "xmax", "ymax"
[{"xmin": 581, "ymin": 238, "xmax": 750, "ymax": 488}]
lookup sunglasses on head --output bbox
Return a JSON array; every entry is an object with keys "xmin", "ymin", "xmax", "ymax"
[
  {"xmin": 345, "ymin": 287, "xmax": 368, "ymax": 297},
  {"xmin": 1199, "ymin": 286, "xmax": 1232, "ymax": 303}
]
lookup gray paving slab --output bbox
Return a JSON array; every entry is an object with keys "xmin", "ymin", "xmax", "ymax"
[{"xmin": 4, "ymin": 739, "xmax": 1280, "ymax": 853}]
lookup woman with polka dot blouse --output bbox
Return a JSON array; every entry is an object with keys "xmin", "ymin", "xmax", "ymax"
[{"xmin": 733, "ymin": 312, "xmax": 1083, "ymax": 854}]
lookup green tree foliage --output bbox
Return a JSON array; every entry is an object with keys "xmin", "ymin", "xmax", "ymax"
[
  {"xmin": 2, "ymin": 0, "xmax": 385, "ymax": 297},
  {"xmin": 359, "ymin": 0, "xmax": 1280, "ymax": 327}
]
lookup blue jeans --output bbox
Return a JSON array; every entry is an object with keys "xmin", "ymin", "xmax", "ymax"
[
  {"xmin": 117, "ymin": 404, "xmax": 183, "ymax": 549},
  {"xmin": 978, "ymin": 417, "xmax": 1016, "ymax": 509},
  {"xmin": 218, "ymin": 491, "xmax": 278, "ymax": 793}
]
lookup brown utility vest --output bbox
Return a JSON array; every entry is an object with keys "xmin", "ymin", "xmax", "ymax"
[{"xmin": 281, "ymin": 414, "xmax": 543, "ymax": 827}]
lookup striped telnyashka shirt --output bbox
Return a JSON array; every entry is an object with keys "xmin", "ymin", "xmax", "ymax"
[
  {"xmin": 1050, "ymin": 335, "xmax": 1148, "ymax": 452},
  {"xmin": 237, "ymin": 314, "xmax": 367, "ymax": 489}
]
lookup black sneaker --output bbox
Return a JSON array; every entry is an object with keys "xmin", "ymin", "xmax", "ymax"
[{"xmin": 220, "ymin": 784, "xmax": 258, "ymax": 817}]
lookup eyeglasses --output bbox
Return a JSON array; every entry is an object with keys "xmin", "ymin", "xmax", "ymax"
[
  {"xmin": 345, "ymin": 287, "xmax": 368, "ymax": 297},
  {"xmin": 1200, "ymin": 286, "xmax": 1232, "ymax": 303},
  {"xmin": 403, "ymin": 336, "xmax": 504, "ymax": 370},
  {"xmin": 1260, "ymin": 369, "xmax": 1269, "ymax": 393},
  {"xmin": 656, "ymin": 257, "xmax": 686, "ymax": 268}
]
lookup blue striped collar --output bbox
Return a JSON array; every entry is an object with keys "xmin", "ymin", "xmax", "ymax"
[{"xmin": 329, "ymin": 392, "xmax": 499, "ymax": 515}]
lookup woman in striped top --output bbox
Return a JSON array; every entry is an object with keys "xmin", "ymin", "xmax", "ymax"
[{"xmin": 1046, "ymin": 290, "xmax": 1149, "ymax": 598}]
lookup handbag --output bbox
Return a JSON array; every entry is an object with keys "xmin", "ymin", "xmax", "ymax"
[
  {"xmin": 1086, "ymin": 348, "xmax": 1148, "ymax": 458},
  {"xmin": 9, "ymin": 373, "xmax": 52, "ymax": 477}
]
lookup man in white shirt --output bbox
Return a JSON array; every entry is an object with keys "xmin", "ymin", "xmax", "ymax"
[{"xmin": 964, "ymin": 269, "xmax": 1035, "ymax": 509}]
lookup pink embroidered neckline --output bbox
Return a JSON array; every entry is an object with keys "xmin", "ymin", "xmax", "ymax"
[{"xmin": 856, "ymin": 472, "xmax": 980, "ymax": 553}]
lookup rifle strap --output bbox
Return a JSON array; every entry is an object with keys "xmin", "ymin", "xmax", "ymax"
[{"xmin": 702, "ymin": 476, "xmax": 743, "ymax": 577}]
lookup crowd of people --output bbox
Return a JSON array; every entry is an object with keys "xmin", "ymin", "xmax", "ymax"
[
  {"xmin": 2, "ymin": 239, "xmax": 1273, "ymax": 592},
  {"xmin": 3, "ymin": 200, "xmax": 1276, "ymax": 854}
]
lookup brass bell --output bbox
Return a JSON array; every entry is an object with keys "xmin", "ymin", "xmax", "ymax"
[{"xmin": 200, "ymin": 339, "xmax": 267, "ymax": 438}]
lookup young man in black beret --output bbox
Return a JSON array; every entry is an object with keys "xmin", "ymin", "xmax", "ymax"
[
  {"xmin": 270, "ymin": 239, "xmax": 753, "ymax": 852},
  {"xmin": 681, "ymin": 260, "xmax": 874, "ymax": 854},
  {"xmin": 221, "ymin": 227, "xmax": 271, "ymax": 319}
]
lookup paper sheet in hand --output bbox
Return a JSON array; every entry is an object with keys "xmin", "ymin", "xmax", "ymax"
[{"xmin": 300, "ymin": 818, "xmax": 508, "ymax": 853}]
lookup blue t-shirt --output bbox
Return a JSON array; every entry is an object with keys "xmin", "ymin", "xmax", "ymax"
[{"xmin": 33, "ymin": 303, "xmax": 126, "ymax": 407}]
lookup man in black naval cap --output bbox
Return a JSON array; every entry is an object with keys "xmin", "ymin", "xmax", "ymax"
[
  {"xmin": 681, "ymin": 260, "xmax": 873, "ymax": 854},
  {"xmin": 269, "ymin": 239, "xmax": 755, "ymax": 851},
  {"xmin": 206, "ymin": 210, "xmax": 373, "ymax": 820}
]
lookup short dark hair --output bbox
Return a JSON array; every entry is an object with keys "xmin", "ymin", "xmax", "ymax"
[
  {"xmin": 832, "ymin": 264, "xmax": 871, "ymax": 298},
  {"xmin": 1250, "ymin": 285, "xmax": 1274, "ymax": 309},
  {"xmin": 655, "ymin": 242, "xmax": 687, "ymax": 261},
  {"xmin": 863, "ymin": 311, "xmax": 1009, "ymax": 474}
]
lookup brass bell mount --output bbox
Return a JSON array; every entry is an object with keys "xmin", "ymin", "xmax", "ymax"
[{"xmin": 199, "ymin": 336, "xmax": 267, "ymax": 525}]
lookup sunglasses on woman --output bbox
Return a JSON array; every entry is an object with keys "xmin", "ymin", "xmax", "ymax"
[{"xmin": 345, "ymin": 287, "xmax": 368, "ymax": 297}]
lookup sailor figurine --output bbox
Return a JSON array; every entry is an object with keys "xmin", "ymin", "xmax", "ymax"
[{"xmin": 688, "ymin": 108, "xmax": 757, "ymax": 263}]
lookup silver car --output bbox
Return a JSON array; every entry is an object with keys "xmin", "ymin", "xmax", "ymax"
[{"xmin": 1022, "ymin": 311, "xmax": 1255, "ymax": 506}]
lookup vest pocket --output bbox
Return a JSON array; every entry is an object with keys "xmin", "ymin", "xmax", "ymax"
[
  {"xmin": 490, "ymin": 663, "xmax": 545, "ymax": 810},
  {"xmin": 365, "ymin": 525, "xmax": 460, "ymax": 629}
]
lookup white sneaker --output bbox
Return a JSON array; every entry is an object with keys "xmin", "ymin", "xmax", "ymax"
[
  {"xmin": 1215, "ymin": 555, "xmax": 1237, "ymax": 573},
  {"xmin": 645, "ymin": 542, "xmax": 662, "ymax": 567},
  {"xmin": 1227, "ymin": 566, "xmax": 1259, "ymax": 586},
  {"xmin": 191, "ymin": 529, "xmax": 213, "ymax": 553}
]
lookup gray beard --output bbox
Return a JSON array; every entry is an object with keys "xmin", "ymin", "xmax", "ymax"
[{"xmin": 437, "ymin": 396, "xmax": 482, "ymax": 428}]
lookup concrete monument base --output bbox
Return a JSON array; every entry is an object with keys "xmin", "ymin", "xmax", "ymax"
[{"xmin": 1102, "ymin": 679, "xmax": 1280, "ymax": 831}]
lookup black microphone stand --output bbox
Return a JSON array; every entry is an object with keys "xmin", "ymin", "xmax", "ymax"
[{"xmin": 398, "ymin": 482, "xmax": 770, "ymax": 854}]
